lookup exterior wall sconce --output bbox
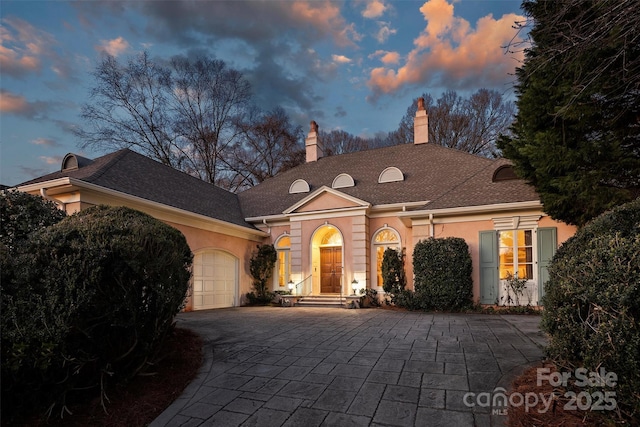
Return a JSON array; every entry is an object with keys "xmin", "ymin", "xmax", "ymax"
[
  {"xmin": 351, "ymin": 279, "xmax": 359, "ymax": 296},
  {"xmin": 288, "ymin": 280, "xmax": 295, "ymax": 294}
]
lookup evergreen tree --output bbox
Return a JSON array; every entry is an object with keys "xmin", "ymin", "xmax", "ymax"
[{"xmin": 498, "ymin": 0, "xmax": 640, "ymax": 227}]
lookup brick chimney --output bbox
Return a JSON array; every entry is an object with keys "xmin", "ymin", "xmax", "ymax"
[
  {"xmin": 305, "ymin": 120, "xmax": 324, "ymax": 162},
  {"xmin": 414, "ymin": 97, "xmax": 428, "ymax": 145}
]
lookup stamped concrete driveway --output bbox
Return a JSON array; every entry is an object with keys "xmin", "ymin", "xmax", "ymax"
[{"xmin": 151, "ymin": 307, "xmax": 546, "ymax": 427}]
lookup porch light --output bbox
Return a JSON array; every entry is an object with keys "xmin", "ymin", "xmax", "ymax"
[
  {"xmin": 288, "ymin": 280, "xmax": 295, "ymax": 293},
  {"xmin": 351, "ymin": 279, "xmax": 359, "ymax": 296}
]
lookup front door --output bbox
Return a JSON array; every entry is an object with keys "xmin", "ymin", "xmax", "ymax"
[{"xmin": 320, "ymin": 247, "xmax": 342, "ymax": 293}]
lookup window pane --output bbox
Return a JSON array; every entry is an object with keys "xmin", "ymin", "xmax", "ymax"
[
  {"xmin": 277, "ymin": 236, "xmax": 290, "ymax": 248},
  {"xmin": 499, "ymin": 229, "xmax": 535, "ymax": 281},
  {"xmin": 518, "ymin": 247, "xmax": 533, "ymax": 263},
  {"xmin": 376, "ymin": 246, "xmax": 385, "ymax": 287},
  {"xmin": 500, "ymin": 265, "xmax": 514, "ymax": 280},
  {"xmin": 277, "ymin": 250, "xmax": 290, "ymax": 287},
  {"xmin": 278, "ymin": 252, "xmax": 286, "ymax": 287},
  {"xmin": 321, "ymin": 229, "xmax": 342, "ymax": 245},
  {"xmin": 518, "ymin": 264, "xmax": 533, "ymax": 280},
  {"xmin": 499, "ymin": 231, "xmax": 513, "ymax": 248},
  {"xmin": 500, "ymin": 247, "xmax": 514, "ymax": 264},
  {"xmin": 375, "ymin": 229, "xmax": 399, "ymax": 244},
  {"xmin": 376, "ymin": 245, "xmax": 399, "ymax": 287}
]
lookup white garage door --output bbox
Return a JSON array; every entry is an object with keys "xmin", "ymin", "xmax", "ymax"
[{"xmin": 193, "ymin": 250, "xmax": 238, "ymax": 310}]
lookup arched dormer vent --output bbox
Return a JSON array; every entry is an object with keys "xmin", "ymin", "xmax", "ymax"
[
  {"xmin": 332, "ymin": 173, "xmax": 355, "ymax": 189},
  {"xmin": 61, "ymin": 153, "xmax": 92, "ymax": 172},
  {"xmin": 378, "ymin": 166, "xmax": 404, "ymax": 183},
  {"xmin": 289, "ymin": 179, "xmax": 310, "ymax": 194},
  {"xmin": 492, "ymin": 165, "xmax": 518, "ymax": 182}
]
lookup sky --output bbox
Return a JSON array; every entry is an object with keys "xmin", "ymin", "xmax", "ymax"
[{"xmin": 0, "ymin": 0, "xmax": 527, "ymax": 186}]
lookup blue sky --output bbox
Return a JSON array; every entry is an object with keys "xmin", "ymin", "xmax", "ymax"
[{"xmin": 1, "ymin": 0, "xmax": 526, "ymax": 186}]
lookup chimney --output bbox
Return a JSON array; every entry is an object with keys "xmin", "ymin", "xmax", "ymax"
[
  {"xmin": 305, "ymin": 120, "xmax": 324, "ymax": 162},
  {"xmin": 414, "ymin": 97, "xmax": 428, "ymax": 144}
]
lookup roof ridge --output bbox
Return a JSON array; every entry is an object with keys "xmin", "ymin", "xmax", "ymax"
[
  {"xmin": 85, "ymin": 149, "xmax": 131, "ymax": 183},
  {"xmin": 123, "ymin": 149, "xmax": 242, "ymax": 196}
]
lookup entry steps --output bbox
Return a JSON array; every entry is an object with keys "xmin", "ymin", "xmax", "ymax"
[{"xmin": 295, "ymin": 295, "xmax": 361, "ymax": 308}]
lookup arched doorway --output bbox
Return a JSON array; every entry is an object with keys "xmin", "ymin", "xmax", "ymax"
[{"xmin": 311, "ymin": 225, "xmax": 344, "ymax": 294}]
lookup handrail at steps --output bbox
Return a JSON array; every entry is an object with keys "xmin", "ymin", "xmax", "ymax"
[{"xmin": 293, "ymin": 275, "xmax": 313, "ymax": 296}]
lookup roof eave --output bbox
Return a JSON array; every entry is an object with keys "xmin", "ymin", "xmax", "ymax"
[
  {"xmin": 18, "ymin": 178, "xmax": 268, "ymax": 239},
  {"xmin": 398, "ymin": 200, "xmax": 544, "ymax": 222}
]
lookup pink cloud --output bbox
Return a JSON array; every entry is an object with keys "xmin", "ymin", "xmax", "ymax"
[
  {"xmin": 332, "ymin": 54, "xmax": 352, "ymax": 64},
  {"xmin": 0, "ymin": 17, "xmax": 52, "ymax": 77},
  {"xmin": 369, "ymin": 50, "xmax": 400, "ymax": 65},
  {"xmin": 39, "ymin": 156, "xmax": 61, "ymax": 165},
  {"xmin": 367, "ymin": 0, "xmax": 525, "ymax": 97},
  {"xmin": 362, "ymin": 0, "xmax": 387, "ymax": 19},
  {"xmin": 0, "ymin": 89, "xmax": 29, "ymax": 113},
  {"xmin": 31, "ymin": 137, "xmax": 59, "ymax": 147},
  {"xmin": 0, "ymin": 17, "xmax": 77, "ymax": 80},
  {"xmin": 96, "ymin": 36, "xmax": 130, "ymax": 57},
  {"xmin": 374, "ymin": 21, "xmax": 396, "ymax": 43},
  {"xmin": 290, "ymin": 1, "xmax": 361, "ymax": 47}
]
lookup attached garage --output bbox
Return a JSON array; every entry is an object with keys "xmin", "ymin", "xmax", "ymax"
[{"xmin": 192, "ymin": 250, "xmax": 239, "ymax": 310}]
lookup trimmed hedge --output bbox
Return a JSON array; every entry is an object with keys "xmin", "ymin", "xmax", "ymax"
[
  {"xmin": 413, "ymin": 237, "xmax": 473, "ymax": 311},
  {"xmin": 1, "ymin": 205, "xmax": 193, "ymax": 418},
  {"xmin": 541, "ymin": 198, "xmax": 640, "ymax": 422},
  {"xmin": 0, "ymin": 189, "xmax": 67, "ymax": 250},
  {"xmin": 0, "ymin": 190, "xmax": 66, "ymax": 289}
]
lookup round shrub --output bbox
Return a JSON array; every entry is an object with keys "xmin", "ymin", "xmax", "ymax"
[
  {"xmin": 541, "ymin": 198, "xmax": 640, "ymax": 421},
  {"xmin": 0, "ymin": 190, "xmax": 66, "ymax": 290},
  {"xmin": 413, "ymin": 237, "xmax": 473, "ymax": 311},
  {"xmin": 0, "ymin": 189, "xmax": 67, "ymax": 250},
  {"xmin": 1, "ymin": 205, "xmax": 193, "ymax": 418}
]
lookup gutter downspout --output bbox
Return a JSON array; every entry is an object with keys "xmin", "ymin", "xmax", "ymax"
[
  {"xmin": 429, "ymin": 213, "xmax": 434, "ymax": 237},
  {"xmin": 262, "ymin": 218, "xmax": 271, "ymax": 234},
  {"xmin": 40, "ymin": 188, "xmax": 66, "ymax": 212}
]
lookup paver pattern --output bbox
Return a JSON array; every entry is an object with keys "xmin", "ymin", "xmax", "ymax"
[{"xmin": 151, "ymin": 307, "xmax": 546, "ymax": 427}]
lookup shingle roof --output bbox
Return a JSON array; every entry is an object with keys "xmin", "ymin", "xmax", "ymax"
[
  {"xmin": 18, "ymin": 149, "xmax": 254, "ymax": 229},
  {"xmin": 19, "ymin": 144, "xmax": 540, "ymax": 226},
  {"xmin": 238, "ymin": 143, "xmax": 540, "ymax": 217},
  {"xmin": 424, "ymin": 157, "xmax": 540, "ymax": 210}
]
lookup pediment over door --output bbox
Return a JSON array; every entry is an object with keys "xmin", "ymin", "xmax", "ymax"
[{"xmin": 284, "ymin": 186, "xmax": 370, "ymax": 214}]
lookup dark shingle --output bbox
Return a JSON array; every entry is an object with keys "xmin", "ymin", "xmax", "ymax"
[
  {"xmin": 238, "ymin": 143, "xmax": 539, "ymax": 217},
  {"xmin": 19, "ymin": 149, "xmax": 254, "ymax": 229},
  {"xmin": 19, "ymin": 145, "xmax": 540, "ymax": 226}
]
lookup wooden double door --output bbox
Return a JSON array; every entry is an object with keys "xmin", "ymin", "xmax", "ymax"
[{"xmin": 320, "ymin": 247, "xmax": 342, "ymax": 294}]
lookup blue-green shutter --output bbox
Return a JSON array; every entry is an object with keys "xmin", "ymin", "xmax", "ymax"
[
  {"xmin": 479, "ymin": 231, "xmax": 498, "ymax": 304},
  {"xmin": 537, "ymin": 227, "xmax": 557, "ymax": 305}
]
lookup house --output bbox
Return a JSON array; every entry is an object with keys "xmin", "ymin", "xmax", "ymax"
[{"xmin": 15, "ymin": 100, "xmax": 576, "ymax": 309}]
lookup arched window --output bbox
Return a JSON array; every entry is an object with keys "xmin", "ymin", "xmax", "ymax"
[
  {"xmin": 275, "ymin": 235, "xmax": 291, "ymax": 290},
  {"xmin": 492, "ymin": 165, "xmax": 518, "ymax": 182},
  {"xmin": 320, "ymin": 228, "xmax": 343, "ymax": 246},
  {"xmin": 378, "ymin": 167, "xmax": 404, "ymax": 183},
  {"xmin": 332, "ymin": 173, "xmax": 355, "ymax": 189},
  {"xmin": 372, "ymin": 227, "xmax": 401, "ymax": 289},
  {"xmin": 289, "ymin": 179, "xmax": 310, "ymax": 194}
]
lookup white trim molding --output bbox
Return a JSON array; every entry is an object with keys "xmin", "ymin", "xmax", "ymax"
[{"xmin": 492, "ymin": 215, "xmax": 542, "ymax": 230}]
